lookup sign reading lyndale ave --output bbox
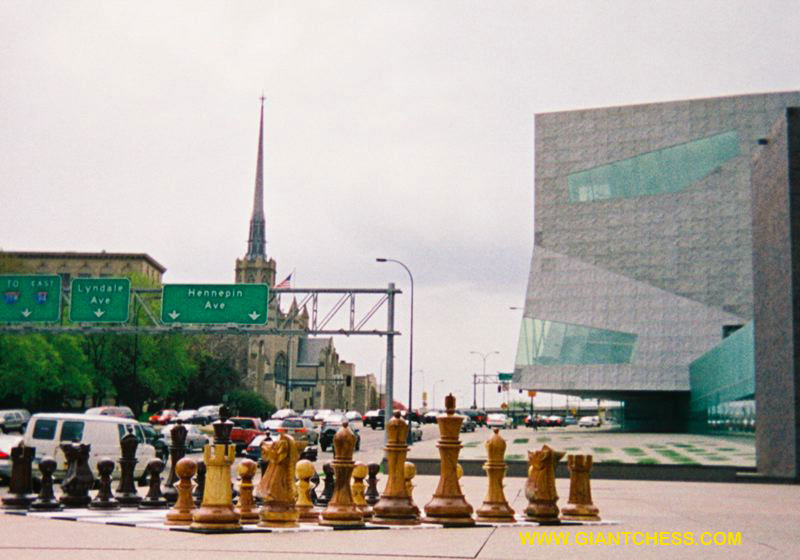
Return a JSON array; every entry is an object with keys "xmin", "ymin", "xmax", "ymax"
[
  {"xmin": 0, "ymin": 275, "xmax": 61, "ymax": 323},
  {"xmin": 69, "ymin": 278, "xmax": 131, "ymax": 323},
  {"xmin": 161, "ymin": 284, "xmax": 269, "ymax": 325}
]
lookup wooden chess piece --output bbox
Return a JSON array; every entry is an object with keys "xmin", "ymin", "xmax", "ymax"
[
  {"xmin": 561, "ymin": 454, "xmax": 601, "ymax": 522},
  {"xmin": 475, "ymin": 428, "xmax": 515, "ymax": 523},
  {"xmin": 193, "ymin": 459, "xmax": 206, "ymax": 507},
  {"xmin": 309, "ymin": 470, "xmax": 320, "ymax": 505},
  {"xmin": 1, "ymin": 441, "xmax": 36, "ymax": 509},
  {"xmin": 235, "ymin": 459, "xmax": 259, "ymax": 525},
  {"xmin": 163, "ymin": 421, "xmax": 187, "ymax": 504},
  {"xmin": 139, "ymin": 458, "xmax": 169, "ymax": 509},
  {"xmin": 59, "ymin": 443, "xmax": 94, "ymax": 508},
  {"xmin": 29, "ymin": 457, "xmax": 63, "ymax": 511},
  {"xmin": 351, "ymin": 462, "xmax": 373, "ymax": 520},
  {"xmin": 165, "ymin": 457, "xmax": 197, "ymax": 525},
  {"xmin": 404, "ymin": 462, "xmax": 420, "ymax": 516},
  {"xmin": 524, "ymin": 445, "xmax": 565, "ymax": 524},
  {"xmin": 365, "ymin": 463, "xmax": 380, "ymax": 506},
  {"xmin": 292, "ymin": 439, "xmax": 307, "ymax": 503},
  {"xmin": 90, "ymin": 457, "xmax": 120, "ymax": 510},
  {"xmin": 319, "ymin": 421, "xmax": 364, "ymax": 527},
  {"xmin": 318, "ymin": 462, "xmax": 335, "ymax": 506},
  {"xmin": 296, "ymin": 459, "xmax": 320, "ymax": 522},
  {"xmin": 191, "ymin": 406, "xmax": 241, "ymax": 531},
  {"xmin": 116, "ymin": 429, "xmax": 141, "ymax": 506},
  {"xmin": 422, "ymin": 394, "xmax": 475, "ymax": 526},
  {"xmin": 258, "ymin": 433, "xmax": 300, "ymax": 528},
  {"xmin": 372, "ymin": 412, "xmax": 419, "ymax": 526}
]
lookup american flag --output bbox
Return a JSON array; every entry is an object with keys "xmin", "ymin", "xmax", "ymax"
[{"xmin": 275, "ymin": 273, "xmax": 292, "ymax": 289}]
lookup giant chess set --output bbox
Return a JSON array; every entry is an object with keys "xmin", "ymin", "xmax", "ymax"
[{"xmin": 2, "ymin": 396, "xmax": 617, "ymax": 533}]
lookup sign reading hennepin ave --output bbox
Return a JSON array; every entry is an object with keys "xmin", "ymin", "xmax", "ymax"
[
  {"xmin": 69, "ymin": 278, "xmax": 130, "ymax": 323},
  {"xmin": 161, "ymin": 284, "xmax": 269, "ymax": 325},
  {"xmin": 0, "ymin": 274, "xmax": 61, "ymax": 323}
]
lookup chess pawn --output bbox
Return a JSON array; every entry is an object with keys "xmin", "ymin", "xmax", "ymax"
[
  {"xmin": 561, "ymin": 455, "xmax": 601, "ymax": 522},
  {"xmin": 524, "ymin": 445, "xmax": 565, "ymax": 524},
  {"xmin": 475, "ymin": 428, "xmax": 515, "ymax": 523},
  {"xmin": 296, "ymin": 459, "xmax": 320, "ymax": 522},
  {"xmin": 351, "ymin": 462, "xmax": 373, "ymax": 520},
  {"xmin": 166, "ymin": 457, "xmax": 197, "ymax": 525},
  {"xmin": 309, "ymin": 470, "xmax": 320, "ymax": 505},
  {"xmin": 404, "ymin": 462, "xmax": 420, "ymax": 516},
  {"xmin": 372, "ymin": 412, "xmax": 419, "ymax": 526},
  {"xmin": 258, "ymin": 433, "xmax": 300, "ymax": 528},
  {"xmin": 116, "ymin": 430, "xmax": 141, "ymax": 506},
  {"xmin": 139, "ymin": 458, "xmax": 169, "ymax": 509},
  {"xmin": 163, "ymin": 421, "xmax": 187, "ymax": 505},
  {"xmin": 317, "ymin": 462, "xmax": 335, "ymax": 506},
  {"xmin": 235, "ymin": 459, "xmax": 259, "ymax": 525},
  {"xmin": 319, "ymin": 422, "xmax": 364, "ymax": 527},
  {"xmin": 90, "ymin": 457, "xmax": 120, "ymax": 510},
  {"xmin": 59, "ymin": 443, "xmax": 95, "ymax": 508},
  {"xmin": 364, "ymin": 463, "xmax": 380, "ymax": 506},
  {"xmin": 422, "ymin": 394, "xmax": 475, "ymax": 526},
  {"xmin": 29, "ymin": 457, "xmax": 63, "ymax": 511},
  {"xmin": 1, "ymin": 441, "xmax": 36, "ymax": 509},
  {"xmin": 292, "ymin": 439, "xmax": 307, "ymax": 502},
  {"xmin": 191, "ymin": 407, "xmax": 241, "ymax": 531},
  {"xmin": 193, "ymin": 460, "xmax": 206, "ymax": 507}
]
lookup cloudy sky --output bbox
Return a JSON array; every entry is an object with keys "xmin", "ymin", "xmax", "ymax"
[{"xmin": 1, "ymin": 1, "xmax": 798, "ymax": 410}]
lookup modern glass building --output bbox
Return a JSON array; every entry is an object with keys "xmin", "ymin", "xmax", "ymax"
[{"xmin": 513, "ymin": 91, "xmax": 800, "ymax": 431}]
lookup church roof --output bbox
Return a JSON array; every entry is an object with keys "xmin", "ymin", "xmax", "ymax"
[{"xmin": 297, "ymin": 337, "xmax": 333, "ymax": 366}]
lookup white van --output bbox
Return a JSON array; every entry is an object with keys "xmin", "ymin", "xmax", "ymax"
[{"xmin": 23, "ymin": 413, "xmax": 155, "ymax": 480}]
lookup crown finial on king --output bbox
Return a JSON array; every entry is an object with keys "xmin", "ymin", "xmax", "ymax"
[{"xmin": 445, "ymin": 393, "xmax": 456, "ymax": 415}]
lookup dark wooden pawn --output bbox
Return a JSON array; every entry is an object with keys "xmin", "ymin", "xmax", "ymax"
[
  {"xmin": 116, "ymin": 430, "xmax": 141, "ymax": 506},
  {"xmin": 318, "ymin": 461, "xmax": 335, "ymax": 506},
  {"xmin": 139, "ymin": 458, "xmax": 168, "ymax": 509},
  {"xmin": 29, "ymin": 457, "xmax": 62, "ymax": 511},
  {"xmin": 162, "ymin": 421, "xmax": 187, "ymax": 504},
  {"xmin": 192, "ymin": 459, "xmax": 206, "ymax": 507},
  {"xmin": 90, "ymin": 457, "xmax": 120, "ymax": 510},
  {"xmin": 2, "ymin": 442, "xmax": 36, "ymax": 509},
  {"xmin": 365, "ymin": 463, "xmax": 380, "ymax": 506},
  {"xmin": 59, "ymin": 443, "xmax": 94, "ymax": 508},
  {"xmin": 309, "ymin": 471, "xmax": 320, "ymax": 505}
]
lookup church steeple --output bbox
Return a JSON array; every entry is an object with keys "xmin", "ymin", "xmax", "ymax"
[{"xmin": 246, "ymin": 96, "xmax": 267, "ymax": 260}]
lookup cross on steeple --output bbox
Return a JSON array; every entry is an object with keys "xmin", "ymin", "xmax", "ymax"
[{"xmin": 246, "ymin": 96, "xmax": 267, "ymax": 260}]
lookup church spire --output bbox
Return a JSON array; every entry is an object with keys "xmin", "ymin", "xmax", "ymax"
[{"xmin": 246, "ymin": 95, "xmax": 267, "ymax": 260}]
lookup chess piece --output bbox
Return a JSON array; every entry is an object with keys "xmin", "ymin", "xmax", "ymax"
[
  {"xmin": 524, "ymin": 445, "xmax": 565, "ymax": 524},
  {"xmin": 309, "ymin": 470, "xmax": 320, "ymax": 505},
  {"xmin": 59, "ymin": 443, "xmax": 94, "ymax": 508},
  {"xmin": 351, "ymin": 462, "xmax": 372, "ymax": 520},
  {"xmin": 475, "ymin": 428, "xmax": 515, "ymax": 523},
  {"xmin": 318, "ymin": 462, "xmax": 335, "ymax": 506},
  {"xmin": 235, "ymin": 459, "xmax": 259, "ymax": 524},
  {"xmin": 292, "ymin": 439, "xmax": 307, "ymax": 502},
  {"xmin": 422, "ymin": 395, "xmax": 474, "ymax": 526},
  {"xmin": 163, "ymin": 421, "xmax": 187, "ymax": 504},
  {"xmin": 139, "ymin": 458, "xmax": 169, "ymax": 509},
  {"xmin": 166, "ymin": 457, "xmax": 197, "ymax": 525},
  {"xmin": 561, "ymin": 454, "xmax": 601, "ymax": 522},
  {"xmin": 191, "ymin": 406, "xmax": 241, "ymax": 531},
  {"xmin": 29, "ymin": 457, "xmax": 63, "ymax": 511},
  {"xmin": 193, "ymin": 460, "xmax": 206, "ymax": 507},
  {"xmin": 1, "ymin": 441, "xmax": 36, "ymax": 509},
  {"xmin": 365, "ymin": 463, "xmax": 380, "ymax": 506},
  {"xmin": 257, "ymin": 433, "xmax": 300, "ymax": 528},
  {"xmin": 296, "ymin": 459, "xmax": 320, "ymax": 522},
  {"xmin": 90, "ymin": 457, "xmax": 120, "ymax": 510},
  {"xmin": 404, "ymin": 462, "xmax": 420, "ymax": 516},
  {"xmin": 116, "ymin": 430, "xmax": 141, "ymax": 506},
  {"xmin": 372, "ymin": 412, "xmax": 419, "ymax": 525},
  {"xmin": 319, "ymin": 422, "xmax": 364, "ymax": 527}
]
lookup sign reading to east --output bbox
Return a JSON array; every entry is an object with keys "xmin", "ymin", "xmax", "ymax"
[
  {"xmin": 161, "ymin": 284, "xmax": 268, "ymax": 325},
  {"xmin": 69, "ymin": 278, "xmax": 131, "ymax": 323},
  {"xmin": 0, "ymin": 275, "xmax": 61, "ymax": 323}
]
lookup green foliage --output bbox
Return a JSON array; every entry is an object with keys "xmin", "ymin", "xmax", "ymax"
[{"xmin": 225, "ymin": 388, "xmax": 275, "ymax": 419}]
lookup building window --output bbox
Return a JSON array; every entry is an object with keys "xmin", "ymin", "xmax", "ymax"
[
  {"xmin": 722, "ymin": 324, "xmax": 744, "ymax": 338},
  {"xmin": 346, "ymin": 376, "xmax": 352, "ymax": 387},
  {"xmin": 274, "ymin": 353, "xmax": 288, "ymax": 386},
  {"xmin": 515, "ymin": 318, "xmax": 637, "ymax": 366}
]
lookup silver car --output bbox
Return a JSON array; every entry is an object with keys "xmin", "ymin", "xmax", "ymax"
[{"xmin": 163, "ymin": 423, "xmax": 209, "ymax": 452}]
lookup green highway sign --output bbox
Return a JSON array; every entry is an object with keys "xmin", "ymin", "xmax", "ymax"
[
  {"xmin": 161, "ymin": 284, "xmax": 269, "ymax": 325},
  {"xmin": 69, "ymin": 278, "xmax": 130, "ymax": 323},
  {"xmin": 0, "ymin": 275, "xmax": 62, "ymax": 323},
  {"xmin": 498, "ymin": 372, "xmax": 514, "ymax": 381}
]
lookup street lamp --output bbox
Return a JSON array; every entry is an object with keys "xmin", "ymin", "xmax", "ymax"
[
  {"xmin": 377, "ymin": 257, "xmax": 415, "ymax": 444},
  {"xmin": 470, "ymin": 350, "xmax": 499, "ymax": 410},
  {"xmin": 432, "ymin": 378, "xmax": 446, "ymax": 409}
]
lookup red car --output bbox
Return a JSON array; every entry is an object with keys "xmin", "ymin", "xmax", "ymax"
[
  {"xmin": 148, "ymin": 409, "xmax": 178, "ymax": 425},
  {"xmin": 230, "ymin": 417, "xmax": 266, "ymax": 452}
]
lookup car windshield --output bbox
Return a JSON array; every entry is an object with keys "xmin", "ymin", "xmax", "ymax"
[
  {"xmin": 283, "ymin": 419, "xmax": 304, "ymax": 428},
  {"xmin": 264, "ymin": 420, "xmax": 282, "ymax": 429},
  {"xmin": 232, "ymin": 418, "xmax": 257, "ymax": 429}
]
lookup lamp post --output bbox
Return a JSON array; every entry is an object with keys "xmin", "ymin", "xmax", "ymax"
[
  {"xmin": 377, "ymin": 257, "xmax": 415, "ymax": 444},
  {"xmin": 470, "ymin": 350, "xmax": 499, "ymax": 410}
]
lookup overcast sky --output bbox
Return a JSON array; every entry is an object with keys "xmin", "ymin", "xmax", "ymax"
[{"xmin": 1, "ymin": 1, "xmax": 798, "ymax": 410}]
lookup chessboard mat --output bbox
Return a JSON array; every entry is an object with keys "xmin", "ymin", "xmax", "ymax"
[{"xmin": 2, "ymin": 509, "xmax": 618, "ymax": 533}]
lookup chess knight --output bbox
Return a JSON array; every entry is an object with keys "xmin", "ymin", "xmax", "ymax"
[
  {"xmin": 258, "ymin": 433, "xmax": 300, "ymax": 528},
  {"xmin": 525, "ymin": 445, "xmax": 565, "ymax": 524}
]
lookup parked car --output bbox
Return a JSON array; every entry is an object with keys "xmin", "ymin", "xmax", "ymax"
[
  {"xmin": 163, "ymin": 423, "xmax": 209, "ymax": 452},
  {"xmin": 0, "ymin": 434, "xmax": 23, "ymax": 482},
  {"xmin": 301, "ymin": 409, "xmax": 317, "ymax": 420},
  {"xmin": 409, "ymin": 421, "xmax": 423, "ymax": 441},
  {"xmin": 85, "ymin": 406, "xmax": 135, "ymax": 419},
  {"xmin": 319, "ymin": 413, "xmax": 360, "ymax": 452},
  {"xmin": 198, "ymin": 405, "xmax": 222, "ymax": 422},
  {"xmin": 363, "ymin": 410, "xmax": 381, "ymax": 428},
  {"xmin": 278, "ymin": 417, "xmax": 319, "ymax": 445},
  {"xmin": 457, "ymin": 410, "xmax": 477, "ymax": 432},
  {"xmin": 462, "ymin": 409, "xmax": 487, "ymax": 427},
  {"xmin": 486, "ymin": 413, "xmax": 513, "ymax": 429},
  {"xmin": 175, "ymin": 409, "xmax": 207, "ymax": 425},
  {"xmin": 230, "ymin": 417, "xmax": 266, "ymax": 452},
  {"xmin": 364, "ymin": 409, "xmax": 385, "ymax": 430},
  {"xmin": 262, "ymin": 419, "xmax": 284, "ymax": 437},
  {"xmin": 345, "ymin": 410, "xmax": 362, "ymax": 423},
  {"xmin": 578, "ymin": 415, "xmax": 601, "ymax": 428},
  {"xmin": 272, "ymin": 409, "xmax": 298, "ymax": 421},
  {"xmin": 24, "ymin": 413, "xmax": 155, "ymax": 480},
  {"xmin": 0, "ymin": 410, "xmax": 26, "ymax": 433},
  {"xmin": 148, "ymin": 409, "xmax": 177, "ymax": 425},
  {"xmin": 244, "ymin": 434, "xmax": 270, "ymax": 462},
  {"xmin": 313, "ymin": 409, "xmax": 333, "ymax": 423},
  {"xmin": 423, "ymin": 410, "xmax": 440, "ymax": 424},
  {"xmin": 564, "ymin": 416, "xmax": 578, "ymax": 426},
  {"xmin": 139, "ymin": 423, "xmax": 169, "ymax": 461},
  {"xmin": 545, "ymin": 415, "xmax": 564, "ymax": 427}
]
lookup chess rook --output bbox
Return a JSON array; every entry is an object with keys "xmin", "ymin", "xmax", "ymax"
[
  {"xmin": 166, "ymin": 457, "xmax": 197, "ymax": 525},
  {"xmin": 319, "ymin": 421, "xmax": 364, "ymax": 527},
  {"xmin": 2, "ymin": 441, "xmax": 36, "ymax": 509},
  {"xmin": 475, "ymin": 428, "xmax": 515, "ymax": 523},
  {"xmin": 371, "ymin": 412, "xmax": 419, "ymax": 525},
  {"xmin": 561, "ymin": 454, "xmax": 601, "ymax": 522},
  {"xmin": 524, "ymin": 445, "xmax": 565, "ymax": 524}
]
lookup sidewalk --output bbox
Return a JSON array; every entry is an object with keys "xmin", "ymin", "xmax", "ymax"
[{"xmin": 2, "ymin": 474, "xmax": 796, "ymax": 559}]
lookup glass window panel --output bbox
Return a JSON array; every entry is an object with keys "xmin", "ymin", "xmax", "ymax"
[
  {"xmin": 515, "ymin": 318, "xmax": 637, "ymax": 366},
  {"xmin": 60, "ymin": 421, "xmax": 84, "ymax": 442},
  {"xmin": 32, "ymin": 419, "xmax": 57, "ymax": 440}
]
